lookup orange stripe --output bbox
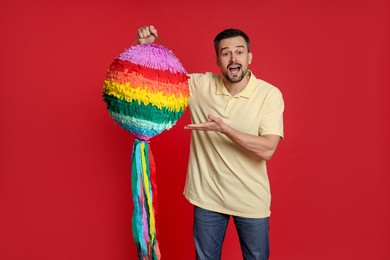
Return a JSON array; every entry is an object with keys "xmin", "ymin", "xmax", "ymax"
[{"xmin": 105, "ymin": 70, "xmax": 189, "ymax": 98}]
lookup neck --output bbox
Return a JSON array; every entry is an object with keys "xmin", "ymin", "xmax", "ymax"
[{"xmin": 223, "ymin": 71, "xmax": 251, "ymax": 96}]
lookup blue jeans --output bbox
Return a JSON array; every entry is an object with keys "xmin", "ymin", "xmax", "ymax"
[{"xmin": 194, "ymin": 206, "xmax": 269, "ymax": 260}]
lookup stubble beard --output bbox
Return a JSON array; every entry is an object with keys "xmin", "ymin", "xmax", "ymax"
[{"xmin": 223, "ymin": 67, "xmax": 248, "ymax": 83}]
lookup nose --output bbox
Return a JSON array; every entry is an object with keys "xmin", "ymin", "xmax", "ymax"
[{"xmin": 230, "ymin": 53, "xmax": 237, "ymax": 63}]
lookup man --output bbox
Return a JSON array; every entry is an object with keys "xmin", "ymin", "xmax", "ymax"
[{"xmin": 137, "ymin": 25, "xmax": 284, "ymax": 260}]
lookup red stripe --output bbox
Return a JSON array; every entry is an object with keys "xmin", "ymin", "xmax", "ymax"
[
  {"xmin": 108, "ymin": 59, "xmax": 189, "ymax": 84},
  {"xmin": 148, "ymin": 146, "xmax": 157, "ymax": 217}
]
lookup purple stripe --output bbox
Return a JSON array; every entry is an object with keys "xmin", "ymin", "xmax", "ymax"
[{"xmin": 117, "ymin": 44, "xmax": 187, "ymax": 74}]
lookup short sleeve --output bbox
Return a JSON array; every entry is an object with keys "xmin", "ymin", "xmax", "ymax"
[{"xmin": 258, "ymin": 88, "xmax": 284, "ymax": 138}]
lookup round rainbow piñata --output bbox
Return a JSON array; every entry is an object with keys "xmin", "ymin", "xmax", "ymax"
[
  {"xmin": 103, "ymin": 43, "xmax": 189, "ymax": 260},
  {"xmin": 103, "ymin": 43, "xmax": 189, "ymax": 140}
]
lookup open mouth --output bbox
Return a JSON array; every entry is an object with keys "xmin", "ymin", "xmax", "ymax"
[{"xmin": 228, "ymin": 64, "xmax": 241, "ymax": 74}]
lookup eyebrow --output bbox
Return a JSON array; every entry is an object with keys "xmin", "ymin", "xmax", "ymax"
[{"xmin": 220, "ymin": 45, "xmax": 246, "ymax": 52}]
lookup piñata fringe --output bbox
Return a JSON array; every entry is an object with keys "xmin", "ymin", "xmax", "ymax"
[{"xmin": 132, "ymin": 140, "xmax": 160, "ymax": 260}]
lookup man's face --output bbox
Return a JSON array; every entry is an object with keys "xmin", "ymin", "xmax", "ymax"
[{"xmin": 216, "ymin": 36, "xmax": 252, "ymax": 83}]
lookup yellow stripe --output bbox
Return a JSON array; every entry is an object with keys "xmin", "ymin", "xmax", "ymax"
[
  {"xmin": 106, "ymin": 70, "xmax": 189, "ymax": 96},
  {"xmin": 104, "ymin": 80, "xmax": 188, "ymax": 111},
  {"xmin": 140, "ymin": 143, "xmax": 156, "ymax": 244}
]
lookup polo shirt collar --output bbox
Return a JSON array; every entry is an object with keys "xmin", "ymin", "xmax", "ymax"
[{"xmin": 216, "ymin": 71, "xmax": 257, "ymax": 98}]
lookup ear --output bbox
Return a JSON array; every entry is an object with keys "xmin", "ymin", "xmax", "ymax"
[
  {"xmin": 215, "ymin": 55, "xmax": 220, "ymax": 67},
  {"xmin": 248, "ymin": 52, "xmax": 253, "ymax": 65}
]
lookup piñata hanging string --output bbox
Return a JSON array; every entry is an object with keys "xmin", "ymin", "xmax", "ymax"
[{"xmin": 103, "ymin": 34, "xmax": 189, "ymax": 259}]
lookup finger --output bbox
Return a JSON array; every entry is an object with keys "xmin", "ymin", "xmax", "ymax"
[
  {"xmin": 141, "ymin": 28, "xmax": 150, "ymax": 38},
  {"xmin": 185, "ymin": 124, "xmax": 198, "ymax": 128},
  {"xmin": 137, "ymin": 27, "xmax": 149, "ymax": 38},
  {"xmin": 208, "ymin": 114, "xmax": 216, "ymax": 121},
  {"xmin": 185, "ymin": 124, "xmax": 204, "ymax": 129},
  {"xmin": 137, "ymin": 28, "xmax": 145, "ymax": 39},
  {"xmin": 149, "ymin": 25, "xmax": 158, "ymax": 37}
]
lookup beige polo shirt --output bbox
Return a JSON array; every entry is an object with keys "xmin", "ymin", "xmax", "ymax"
[{"xmin": 183, "ymin": 72, "xmax": 284, "ymax": 218}]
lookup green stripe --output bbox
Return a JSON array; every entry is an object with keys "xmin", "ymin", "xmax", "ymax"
[{"xmin": 103, "ymin": 93, "xmax": 184, "ymax": 123}]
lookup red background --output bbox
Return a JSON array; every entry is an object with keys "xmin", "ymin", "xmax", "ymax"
[{"xmin": 1, "ymin": 0, "xmax": 389, "ymax": 259}]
